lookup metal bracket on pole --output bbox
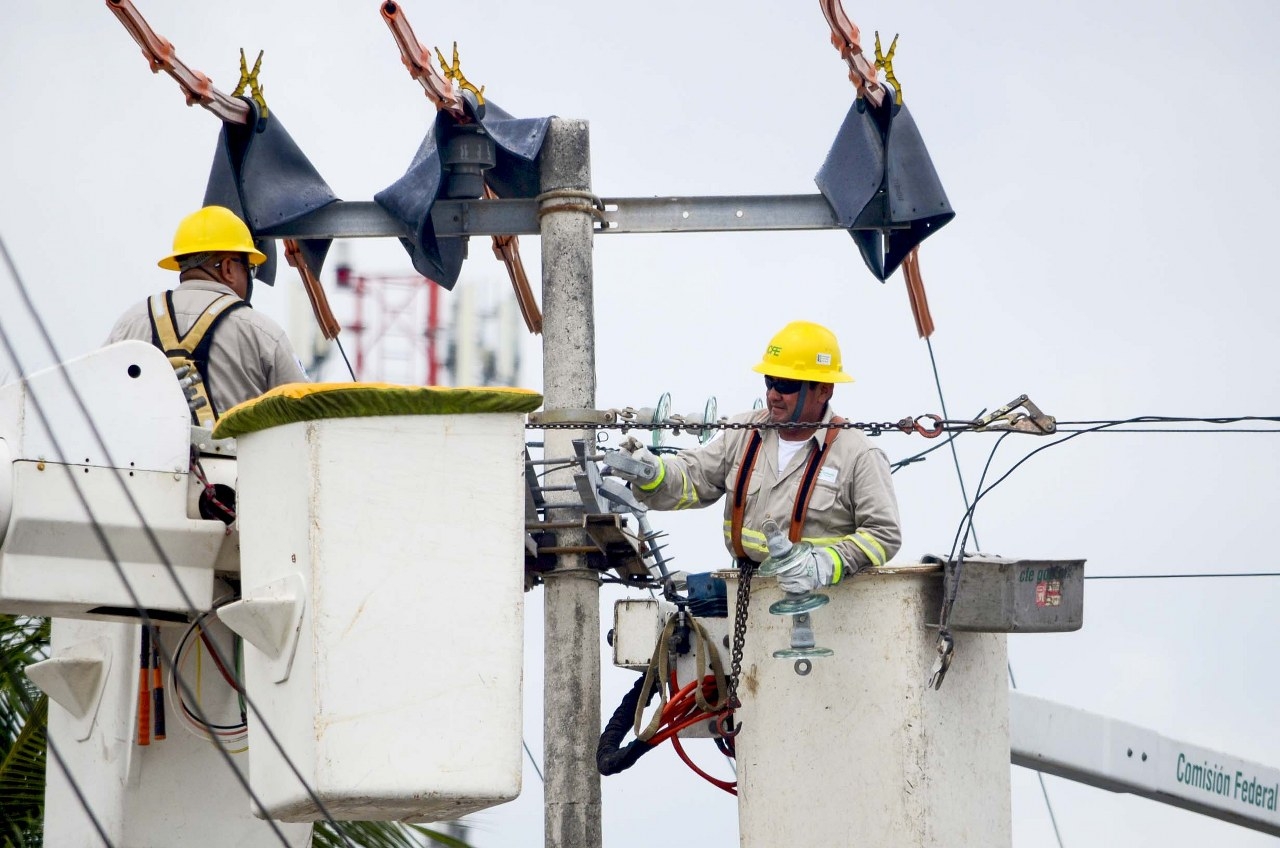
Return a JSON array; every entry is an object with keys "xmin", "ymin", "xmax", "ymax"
[{"xmin": 527, "ymin": 408, "xmax": 617, "ymax": 426}]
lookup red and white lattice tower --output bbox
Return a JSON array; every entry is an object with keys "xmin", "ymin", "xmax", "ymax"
[
  {"xmin": 335, "ymin": 264, "xmax": 444, "ymax": 385},
  {"xmin": 321, "ymin": 257, "xmax": 521, "ymax": 389}
]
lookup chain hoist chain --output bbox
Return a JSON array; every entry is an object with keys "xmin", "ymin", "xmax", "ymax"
[
  {"xmin": 725, "ymin": 560, "xmax": 755, "ymax": 712},
  {"xmin": 530, "ymin": 415, "xmax": 948, "ymax": 438}
]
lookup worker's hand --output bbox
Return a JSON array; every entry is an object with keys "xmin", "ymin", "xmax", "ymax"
[
  {"xmin": 603, "ymin": 437, "xmax": 661, "ymax": 484},
  {"xmin": 617, "ymin": 435, "xmax": 645, "ymax": 454},
  {"xmin": 776, "ymin": 548, "xmax": 835, "ymax": 594}
]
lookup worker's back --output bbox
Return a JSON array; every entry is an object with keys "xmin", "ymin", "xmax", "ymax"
[{"xmin": 107, "ymin": 279, "xmax": 307, "ymax": 418}]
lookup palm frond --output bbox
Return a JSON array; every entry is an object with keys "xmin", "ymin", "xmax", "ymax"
[{"xmin": 0, "ymin": 675, "xmax": 46, "ymax": 848}]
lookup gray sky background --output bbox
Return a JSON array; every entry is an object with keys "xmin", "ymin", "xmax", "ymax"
[{"xmin": 3, "ymin": 2, "xmax": 1280, "ymax": 846}]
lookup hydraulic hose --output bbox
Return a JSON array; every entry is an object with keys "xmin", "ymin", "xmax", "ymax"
[{"xmin": 597, "ymin": 673, "xmax": 658, "ymax": 776}]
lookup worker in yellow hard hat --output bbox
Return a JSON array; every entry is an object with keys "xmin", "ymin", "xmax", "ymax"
[
  {"xmin": 106, "ymin": 206, "xmax": 307, "ymax": 426},
  {"xmin": 610, "ymin": 320, "xmax": 901, "ymax": 593}
]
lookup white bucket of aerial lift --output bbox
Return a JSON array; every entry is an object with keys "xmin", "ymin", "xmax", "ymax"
[
  {"xmin": 0, "ymin": 341, "xmax": 234, "ymax": 621},
  {"xmin": 727, "ymin": 564, "xmax": 1012, "ymax": 848},
  {"xmin": 38, "ymin": 616, "xmax": 312, "ymax": 848},
  {"xmin": 231, "ymin": 411, "xmax": 526, "ymax": 822}
]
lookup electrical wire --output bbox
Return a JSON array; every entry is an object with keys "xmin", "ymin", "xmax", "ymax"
[
  {"xmin": 334, "ymin": 336, "xmax": 356, "ymax": 381},
  {"xmin": 925, "ymin": 339, "xmax": 980, "ymax": 549},
  {"xmin": 0, "ymin": 234, "xmax": 354, "ymax": 848},
  {"xmin": 890, "ymin": 428, "xmax": 963, "ymax": 472},
  {"xmin": 634, "ymin": 671, "xmax": 736, "ymax": 795},
  {"xmin": 935, "ymin": 410, "xmax": 1280, "ymax": 844},
  {"xmin": 922, "ymin": 339, "xmax": 1059, "ymax": 842},
  {"xmin": 1086, "ymin": 572, "xmax": 1280, "ymax": 580},
  {"xmin": 1056, "ymin": 416, "xmax": 1280, "ymax": 426},
  {"xmin": 522, "ymin": 739, "xmax": 545, "ymax": 783},
  {"xmin": 169, "ymin": 608, "xmax": 249, "ymax": 750},
  {"xmin": 941, "ymin": 412, "xmax": 1272, "ymax": 562}
]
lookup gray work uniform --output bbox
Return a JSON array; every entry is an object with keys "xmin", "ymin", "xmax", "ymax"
[
  {"xmin": 633, "ymin": 407, "xmax": 901, "ymax": 580},
  {"xmin": 106, "ymin": 279, "xmax": 307, "ymax": 417}
]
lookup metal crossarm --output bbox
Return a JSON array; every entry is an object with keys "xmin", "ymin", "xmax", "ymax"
[{"xmin": 257, "ymin": 194, "xmax": 885, "ymax": 240}]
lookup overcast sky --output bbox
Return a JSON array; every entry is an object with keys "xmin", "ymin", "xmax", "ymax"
[{"xmin": 4, "ymin": 1, "xmax": 1280, "ymax": 846}]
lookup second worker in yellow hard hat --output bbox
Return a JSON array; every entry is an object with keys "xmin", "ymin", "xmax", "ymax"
[
  {"xmin": 610, "ymin": 320, "xmax": 901, "ymax": 591},
  {"xmin": 106, "ymin": 206, "xmax": 308, "ymax": 427}
]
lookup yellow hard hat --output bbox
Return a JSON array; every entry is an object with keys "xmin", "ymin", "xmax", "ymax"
[
  {"xmin": 157, "ymin": 205, "xmax": 268, "ymax": 271},
  {"xmin": 751, "ymin": 320, "xmax": 854, "ymax": 383}
]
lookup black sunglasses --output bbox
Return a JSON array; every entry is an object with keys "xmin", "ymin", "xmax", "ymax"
[
  {"xmin": 764, "ymin": 375, "xmax": 805, "ymax": 395},
  {"xmin": 225, "ymin": 255, "xmax": 257, "ymax": 280}
]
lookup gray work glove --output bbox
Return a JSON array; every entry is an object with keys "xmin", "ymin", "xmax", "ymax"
[
  {"xmin": 603, "ymin": 435, "xmax": 661, "ymax": 484},
  {"xmin": 776, "ymin": 547, "xmax": 836, "ymax": 595}
]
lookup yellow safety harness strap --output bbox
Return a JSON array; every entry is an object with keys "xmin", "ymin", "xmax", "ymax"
[{"xmin": 148, "ymin": 292, "xmax": 246, "ymax": 426}]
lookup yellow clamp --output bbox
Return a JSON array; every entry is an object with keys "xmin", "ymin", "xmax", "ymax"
[
  {"xmin": 232, "ymin": 48, "xmax": 269, "ymax": 119},
  {"xmin": 435, "ymin": 41, "xmax": 486, "ymax": 107},
  {"xmin": 874, "ymin": 31, "xmax": 903, "ymax": 106}
]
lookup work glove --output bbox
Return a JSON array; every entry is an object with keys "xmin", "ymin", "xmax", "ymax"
[
  {"xmin": 603, "ymin": 436, "xmax": 661, "ymax": 485},
  {"xmin": 776, "ymin": 547, "xmax": 836, "ymax": 595}
]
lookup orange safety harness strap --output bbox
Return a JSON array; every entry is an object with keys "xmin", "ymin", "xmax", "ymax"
[
  {"xmin": 729, "ymin": 417, "xmax": 846, "ymax": 554},
  {"xmin": 789, "ymin": 417, "xmax": 844, "ymax": 542},
  {"xmin": 729, "ymin": 431, "xmax": 764, "ymax": 559}
]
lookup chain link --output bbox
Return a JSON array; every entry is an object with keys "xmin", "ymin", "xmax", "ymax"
[
  {"xmin": 725, "ymin": 560, "xmax": 755, "ymax": 714},
  {"xmin": 530, "ymin": 414, "xmax": 949, "ymax": 438}
]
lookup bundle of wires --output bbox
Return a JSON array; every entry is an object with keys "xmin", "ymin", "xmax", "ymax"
[
  {"xmin": 600, "ymin": 668, "xmax": 738, "ymax": 796},
  {"xmin": 651, "ymin": 671, "xmax": 737, "ymax": 796},
  {"xmin": 169, "ymin": 607, "xmax": 249, "ymax": 752}
]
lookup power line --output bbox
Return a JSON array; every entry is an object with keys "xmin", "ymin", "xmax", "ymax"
[
  {"xmin": 1086, "ymin": 572, "xmax": 1280, "ymax": 580},
  {"xmin": 1057, "ymin": 416, "xmax": 1280, "ymax": 426},
  {"xmin": 924, "ymin": 338, "xmax": 980, "ymax": 549},
  {"xmin": 0, "ymin": 234, "xmax": 353, "ymax": 847},
  {"xmin": 921, "ymin": 337, "xmax": 1063, "ymax": 846}
]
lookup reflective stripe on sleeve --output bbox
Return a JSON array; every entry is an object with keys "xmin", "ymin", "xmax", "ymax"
[
  {"xmin": 849, "ymin": 530, "xmax": 887, "ymax": 568},
  {"xmin": 674, "ymin": 466, "xmax": 700, "ymax": 510},
  {"xmin": 826, "ymin": 546, "xmax": 845, "ymax": 583},
  {"xmin": 638, "ymin": 457, "xmax": 666, "ymax": 491}
]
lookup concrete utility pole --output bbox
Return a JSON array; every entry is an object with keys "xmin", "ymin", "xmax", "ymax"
[{"xmin": 538, "ymin": 118, "xmax": 602, "ymax": 848}]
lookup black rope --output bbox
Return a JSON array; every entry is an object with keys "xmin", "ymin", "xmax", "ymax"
[{"xmin": 0, "ymin": 233, "xmax": 355, "ymax": 848}]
